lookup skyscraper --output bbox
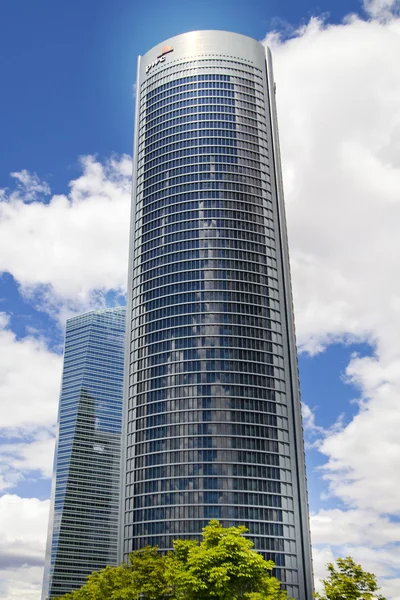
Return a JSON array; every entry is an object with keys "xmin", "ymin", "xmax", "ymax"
[
  {"xmin": 42, "ymin": 307, "xmax": 125, "ymax": 599},
  {"xmin": 120, "ymin": 31, "xmax": 313, "ymax": 600}
]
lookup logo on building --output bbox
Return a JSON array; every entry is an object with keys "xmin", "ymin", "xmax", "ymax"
[{"xmin": 146, "ymin": 45, "xmax": 174, "ymax": 74}]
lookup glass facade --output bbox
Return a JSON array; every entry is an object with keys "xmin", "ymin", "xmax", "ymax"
[
  {"xmin": 42, "ymin": 308, "xmax": 125, "ymax": 599},
  {"xmin": 120, "ymin": 31, "xmax": 313, "ymax": 600}
]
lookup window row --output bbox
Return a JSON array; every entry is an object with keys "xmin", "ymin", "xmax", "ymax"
[
  {"xmin": 128, "ymin": 449, "xmax": 289, "ymax": 473},
  {"xmin": 133, "ymin": 491, "xmax": 286, "ymax": 510},
  {"xmin": 140, "ymin": 117, "xmax": 263, "ymax": 147},
  {"xmin": 145, "ymin": 86, "xmax": 236, "ymax": 111},
  {"xmin": 129, "ymin": 450, "xmax": 288, "ymax": 471},
  {"xmin": 141, "ymin": 115, "xmax": 265, "ymax": 149},
  {"xmin": 138, "ymin": 302, "xmax": 278, "ymax": 323},
  {"xmin": 139, "ymin": 228, "xmax": 274, "ymax": 257},
  {"xmin": 134, "ymin": 476, "xmax": 284, "ymax": 496},
  {"xmin": 133, "ymin": 411, "xmax": 280, "ymax": 431},
  {"xmin": 134, "ymin": 399, "xmax": 285, "ymax": 420},
  {"xmin": 131, "ymin": 437, "xmax": 287, "ymax": 458},
  {"xmin": 140, "ymin": 123, "xmax": 267, "ymax": 154},
  {"xmin": 138, "ymin": 256, "xmax": 274, "ymax": 279},
  {"xmin": 143, "ymin": 159, "xmax": 267, "ymax": 189},
  {"xmin": 139, "ymin": 191, "xmax": 269, "ymax": 219},
  {"xmin": 132, "ymin": 405, "xmax": 283, "ymax": 426},
  {"xmin": 140, "ymin": 111, "xmax": 265, "ymax": 141},
  {"xmin": 134, "ymin": 325, "xmax": 282, "ymax": 347},
  {"xmin": 140, "ymin": 126, "xmax": 264, "ymax": 157},
  {"xmin": 145, "ymin": 87, "xmax": 258, "ymax": 114},
  {"xmin": 138, "ymin": 278, "xmax": 273, "ymax": 302},
  {"xmin": 142, "ymin": 60, "xmax": 263, "ymax": 86},
  {"xmin": 143, "ymin": 69, "xmax": 263, "ymax": 96},
  {"xmin": 144, "ymin": 83, "xmax": 263, "ymax": 113},
  {"xmin": 142, "ymin": 171, "xmax": 267, "ymax": 198},
  {"xmin": 145, "ymin": 72, "xmax": 260, "ymax": 94},
  {"xmin": 127, "ymin": 505, "xmax": 284, "ymax": 523},
  {"xmin": 135, "ymin": 373, "xmax": 286, "ymax": 394},
  {"xmin": 134, "ymin": 361, "xmax": 280, "ymax": 381},
  {"xmin": 131, "ymin": 385, "xmax": 282, "ymax": 407},
  {"xmin": 131, "ymin": 521, "xmax": 287, "ymax": 546},
  {"xmin": 135, "ymin": 353, "xmax": 281, "ymax": 373},
  {"xmin": 143, "ymin": 92, "xmax": 265, "ymax": 121},
  {"xmin": 140, "ymin": 248, "xmax": 272, "ymax": 273},
  {"xmin": 133, "ymin": 421, "xmax": 282, "ymax": 441},
  {"xmin": 140, "ymin": 144, "xmax": 266, "ymax": 171},
  {"xmin": 141, "ymin": 102, "xmax": 239, "ymax": 132},
  {"xmin": 128, "ymin": 461, "xmax": 289, "ymax": 483},
  {"xmin": 137, "ymin": 315, "xmax": 281, "ymax": 337},
  {"xmin": 140, "ymin": 218, "xmax": 272, "ymax": 244},
  {"xmin": 140, "ymin": 147, "xmax": 266, "ymax": 178},
  {"xmin": 138, "ymin": 346, "xmax": 278, "ymax": 366},
  {"xmin": 137, "ymin": 263, "xmax": 277, "ymax": 292},
  {"xmin": 140, "ymin": 241, "xmax": 276, "ymax": 269},
  {"xmin": 140, "ymin": 208, "xmax": 267, "ymax": 234},
  {"xmin": 143, "ymin": 96, "xmax": 265, "ymax": 125},
  {"xmin": 144, "ymin": 79, "xmax": 263, "ymax": 106},
  {"xmin": 137, "ymin": 299, "xmax": 277, "ymax": 319},
  {"xmin": 141, "ymin": 135, "xmax": 267, "ymax": 164},
  {"xmin": 141, "ymin": 98, "xmax": 265, "ymax": 130}
]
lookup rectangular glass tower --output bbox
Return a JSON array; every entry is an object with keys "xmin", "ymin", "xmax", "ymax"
[
  {"xmin": 120, "ymin": 31, "xmax": 313, "ymax": 600},
  {"xmin": 42, "ymin": 307, "xmax": 125, "ymax": 599}
]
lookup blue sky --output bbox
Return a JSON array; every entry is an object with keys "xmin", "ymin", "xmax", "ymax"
[
  {"xmin": 1, "ymin": 0, "xmax": 400, "ymax": 598},
  {"xmin": 0, "ymin": 0, "xmax": 365, "ymax": 186}
]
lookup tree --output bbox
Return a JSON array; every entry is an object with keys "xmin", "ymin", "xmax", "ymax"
[
  {"xmin": 166, "ymin": 520, "xmax": 288, "ymax": 600},
  {"xmin": 54, "ymin": 520, "xmax": 288, "ymax": 600},
  {"xmin": 54, "ymin": 546, "xmax": 170, "ymax": 600},
  {"xmin": 315, "ymin": 557, "xmax": 386, "ymax": 600}
]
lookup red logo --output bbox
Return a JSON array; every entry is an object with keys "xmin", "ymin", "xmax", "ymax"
[{"xmin": 158, "ymin": 45, "xmax": 173, "ymax": 58}]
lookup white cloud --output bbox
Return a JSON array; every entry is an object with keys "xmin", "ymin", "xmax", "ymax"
[
  {"xmin": 265, "ymin": 0, "xmax": 400, "ymax": 501},
  {"xmin": 311, "ymin": 509, "xmax": 400, "ymax": 547},
  {"xmin": 264, "ymin": 2, "xmax": 400, "ymax": 595},
  {"xmin": 310, "ymin": 510, "xmax": 400, "ymax": 596},
  {"xmin": 0, "ymin": 495, "xmax": 49, "ymax": 566},
  {"xmin": 0, "ymin": 313, "xmax": 61, "ymax": 432},
  {"xmin": 0, "ymin": 434, "xmax": 55, "ymax": 490},
  {"xmin": 311, "ymin": 546, "xmax": 335, "ymax": 593},
  {"xmin": 0, "ymin": 566, "xmax": 44, "ymax": 600},
  {"xmin": 0, "ymin": 155, "xmax": 131, "ymax": 320},
  {"xmin": 0, "ymin": 313, "xmax": 59, "ymax": 491},
  {"xmin": 0, "ymin": 495, "xmax": 49, "ymax": 599},
  {"xmin": 363, "ymin": 0, "xmax": 400, "ymax": 21},
  {"xmin": 311, "ymin": 542, "xmax": 400, "ymax": 598},
  {"xmin": 9, "ymin": 170, "xmax": 51, "ymax": 203}
]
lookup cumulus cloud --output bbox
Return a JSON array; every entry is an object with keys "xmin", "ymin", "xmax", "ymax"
[
  {"xmin": 363, "ymin": 0, "xmax": 400, "ymax": 21},
  {"xmin": 8, "ymin": 170, "xmax": 51, "ymax": 203},
  {"xmin": 0, "ymin": 155, "xmax": 131, "ymax": 321},
  {"xmin": 0, "ymin": 313, "xmax": 61, "ymax": 432},
  {"xmin": 264, "ymin": 2, "xmax": 400, "ymax": 596},
  {"xmin": 0, "ymin": 495, "xmax": 49, "ymax": 599},
  {"xmin": 0, "ymin": 313, "xmax": 60, "ymax": 491},
  {"xmin": 0, "ymin": 566, "xmax": 44, "ymax": 600},
  {"xmin": 311, "ymin": 509, "xmax": 400, "ymax": 547},
  {"xmin": 0, "ymin": 434, "xmax": 55, "ymax": 491}
]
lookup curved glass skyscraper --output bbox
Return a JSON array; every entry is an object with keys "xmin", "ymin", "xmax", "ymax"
[{"xmin": 120, "ymin": 31, "xmax": 313, "ymax": 600}]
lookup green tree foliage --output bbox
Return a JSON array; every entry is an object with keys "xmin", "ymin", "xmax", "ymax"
[
  {"xmin": 54, "ymin": 546, "xmax": 170, "ymax": 600},
  {"xmin": 315, "ymin": 557, "xmax": 386, "ymax": 600},
  {"xmin": 165, "ymin": 520, "xmax": 288, "ymax": 600},
  {"xmin": 54, "ymin": 520, "xmax": 288, "ymax": 600}
]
